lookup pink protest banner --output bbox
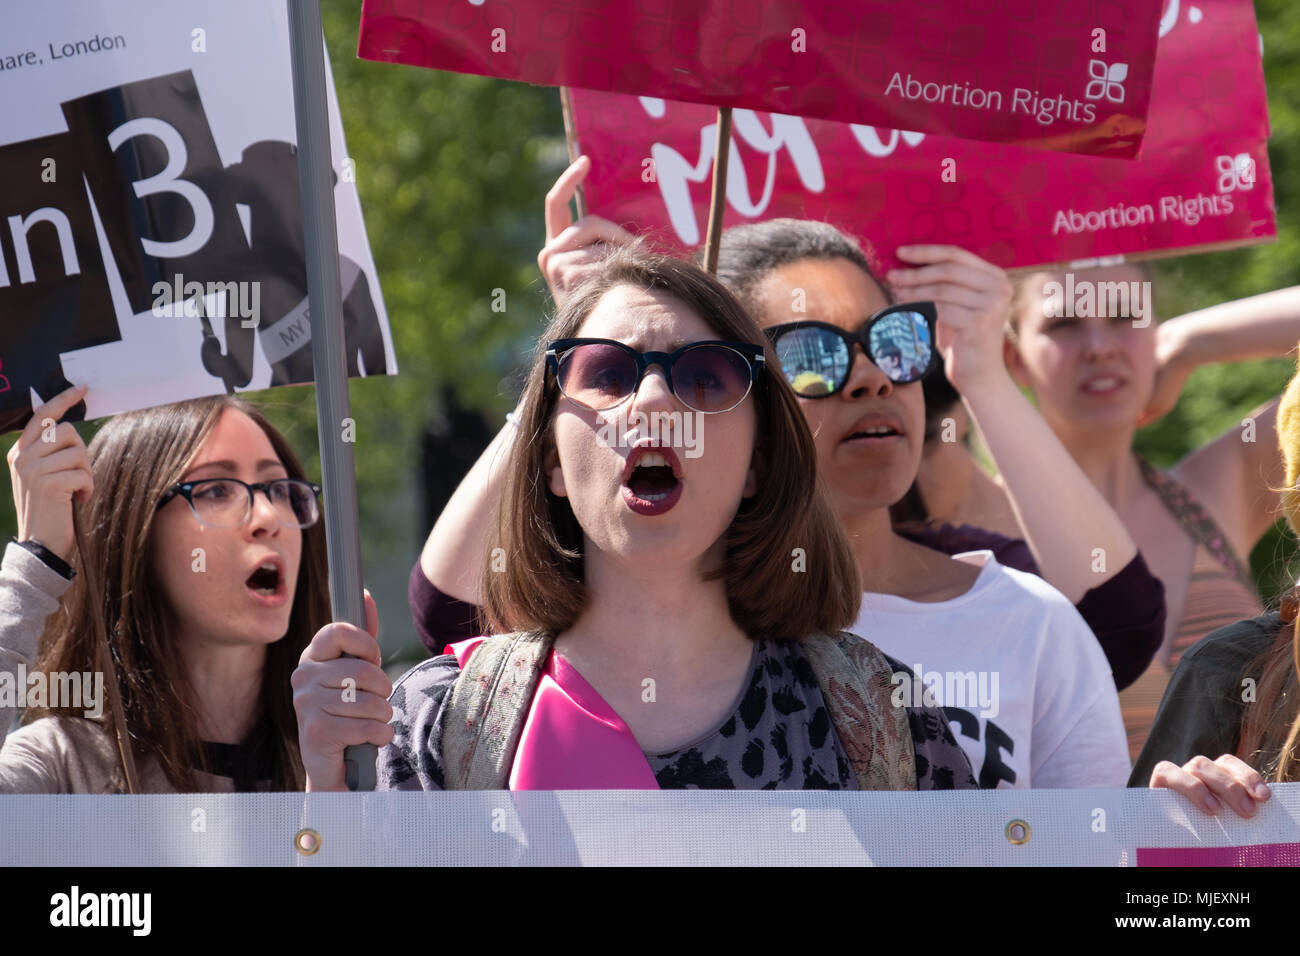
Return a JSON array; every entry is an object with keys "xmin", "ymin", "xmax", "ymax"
[
  {"xmin": 358, "ymin": 0, "xmax": 1164, "ymax": 158},
  {"xmin": 567, "ymin": 0, "xmax": 1275, "ymax": 274},
  {"xmin": 1137, "ymin": 842, "xmax": 1300, "ymax": 866}
]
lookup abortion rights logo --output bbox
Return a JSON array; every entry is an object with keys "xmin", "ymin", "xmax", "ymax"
[
  {"xmin": 1216, "ymin": 153, "xmax": 1256, "ymax": 192},
  {"xmin": 1084, "ymin": 60, "xmax": 1128, "ymax": 103}
]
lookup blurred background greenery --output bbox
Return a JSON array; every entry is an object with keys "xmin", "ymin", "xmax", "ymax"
[
  {"xmin": 1136, "ymin": 0, "xmax": 1300, "ymax": 600},
  {"xmin": 0, "ymin": 0, "xmax": 1295, "ymax": 667}
]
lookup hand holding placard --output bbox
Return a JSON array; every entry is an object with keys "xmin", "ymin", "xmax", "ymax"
[
  {"xmin": 7, "ymin": 385, "xmax": 92, "ymax": 563},
  {"xmin": 292, "ymin": 590, "xmax": 392, "ymax": 792},
  {"xmin": 888, "ymin": 245, "xmax": 1012, "ymax": 396}
]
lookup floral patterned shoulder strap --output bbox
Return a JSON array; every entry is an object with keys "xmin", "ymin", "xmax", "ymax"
[
  {"xmin": 1136, "ymin": 455, "xmax": 1254, "ymax": 589},
  {"xmin": 800, "ymin": 631, "xmax": 917, "ymax": 791}
]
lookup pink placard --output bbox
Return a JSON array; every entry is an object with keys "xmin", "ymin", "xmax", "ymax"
[
  {"xmin": 358, "ymin": 0, "xmax": 1165, "ymax": 158},
  {"xmin": 568, "ymin": 0, "xmax": 1274, "ymax": 274}
]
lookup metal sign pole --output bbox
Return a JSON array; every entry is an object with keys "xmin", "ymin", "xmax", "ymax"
[{"xmin": 286, "ymin": 0, "xmax": 375, "ymax": 791}]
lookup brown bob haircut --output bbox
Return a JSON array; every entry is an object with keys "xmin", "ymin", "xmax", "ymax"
[
  {"xmin": 25, "ymin": 396, "xmax": 329, "ymax": 791},
  {"xmin": 481, "ymin": 243, "xmax": 861, "ymax": 640}
]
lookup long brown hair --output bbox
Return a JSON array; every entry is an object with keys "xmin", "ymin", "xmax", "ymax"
[
  {"xmin": 481, "ymin": 243, "xmax": 861, "ymax": 640},
  {"xmin": 24, "ymin": 396, "xmax": 329, "ymax": 791},
  {"xmin": 1236, "ymin": 611, "xmax": 1300, "ymax": 782},
  {"xmin": 1237, "ymin": 357, "xmax": 1300, "ymax": 782}
]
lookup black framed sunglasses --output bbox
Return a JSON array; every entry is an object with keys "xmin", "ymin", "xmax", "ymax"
[
  {"xmin": 545, "ymin": 338, "xmax": 766, "ymax": 414},
  {"xmin": 158, "ymin": 478, "xmax": 323, "ymax": 529},
  {"xmin": 764, "ymin": 302, "xmax": 938, "ymax": 398}
]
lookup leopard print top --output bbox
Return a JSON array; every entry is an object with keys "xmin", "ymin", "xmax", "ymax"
[{"xmin": 380, "ymin": 638, "xmax": 977, "ymax": 791}]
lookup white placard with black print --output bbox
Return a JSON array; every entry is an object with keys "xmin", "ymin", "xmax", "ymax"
[{"xmin": 0, "ymin": 1, "xmax": 395, "ymax": 433}]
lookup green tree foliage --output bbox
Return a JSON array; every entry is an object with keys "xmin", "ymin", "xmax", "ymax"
[
  {"xmin": 0, "ymin": 1, "xmax": 568, "ymax": 665},
  {"xmin": 1136, "ymin": 0, "xmax": 1300, "ymax": 598},
  {"xmin": 258, "ymin": 0, "xmax": 568, "ymax": 557}
]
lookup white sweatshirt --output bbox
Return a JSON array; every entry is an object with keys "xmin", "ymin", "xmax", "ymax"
[{"xmin": 854, "ymin": 550, "xmax": 1130, "ymax": 789}]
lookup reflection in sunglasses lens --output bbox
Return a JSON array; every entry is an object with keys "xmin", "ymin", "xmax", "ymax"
[
  {"xmin": 869, "ymin": 311, "xmax": 932, "ymax": 383},
  {"xmin": 775, "ymin": 328, "xmax": 849, "ymax": 397}
]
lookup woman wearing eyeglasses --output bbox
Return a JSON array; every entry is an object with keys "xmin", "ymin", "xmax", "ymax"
[
  {"xmin": 0, "ymin": 387, "xmax": 330, "ymax": 792},
  {"xmin": 297, "ymin": 244, "xmax": 978, "ymax": 791}
]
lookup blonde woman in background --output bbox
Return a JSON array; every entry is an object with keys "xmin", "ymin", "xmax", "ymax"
[{"xmin": 1143, "ymin": 353, "xmax": 1300, "ymax": 814}]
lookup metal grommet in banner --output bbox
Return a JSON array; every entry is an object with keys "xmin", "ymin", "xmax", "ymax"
[
  {"xmin": 294, "ymin": 828, "xmax": 321, "ymax": 856},
  {"xmin": 1005, "ymin": 819, "xmax": 1031, "ymax": 845}
]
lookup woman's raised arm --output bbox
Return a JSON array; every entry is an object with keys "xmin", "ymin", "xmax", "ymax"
[
  {"xmin": 0, "ymin": 387, "xmax": 92, "ymax": 791},
  {"xmin": 418, "ymin": 156, "xmax": 633, "ymax": 608},
  {"xmin": 889, "ymin": 246, "xmax": 1139, "ymax": 603},
  {"xmin": 1152, "ymin": 287, "xmax": 1300, "ymax": 556}
]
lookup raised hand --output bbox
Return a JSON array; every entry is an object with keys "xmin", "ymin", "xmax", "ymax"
[
  {"xmin": 538, "ymin": 155, "xmax": 635, "ymax": 308},
  {"xmin": 1136, "ymin": 321, "xmax": 1194, "ymax": 427},
  {"xmin": 887, "ymin": 244, "xmax": 1013, "ymax": 394},
  {"xmin": 7, "ymin": 385, "xmax": 93, "ymax": 563}
]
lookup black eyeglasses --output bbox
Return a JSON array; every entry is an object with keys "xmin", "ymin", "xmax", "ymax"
[
  {"xmin": 764, "ymin": 302, "xmax": 938, "ymax": 398},
  {"xmin": 158, "ymin": 478, "xmax": 323, "ymax": 529},
  {"xmin": 545, "ymin": 338, "xmax": 766, "ymax": 414}
]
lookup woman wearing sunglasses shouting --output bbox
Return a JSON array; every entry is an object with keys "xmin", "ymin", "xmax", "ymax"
[
  {"xmin": 0, "ymin": 388, "xmax": 330, "ymax": 792},
  {"xmin": 297, "ymin": 245, "xmax": 977, "ymax": 791},
  {"xmin": 409, "ymin": 162, "xmax": 1139, "ymax": 789}
]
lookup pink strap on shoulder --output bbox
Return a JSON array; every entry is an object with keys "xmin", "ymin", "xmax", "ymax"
[
  {"xmin": 444, "ymin": 637, "xmax": 659, "ymax": 790},
  {"xmin": 445, "ymin": 637, "xmax": 488, "ymax": 664}
]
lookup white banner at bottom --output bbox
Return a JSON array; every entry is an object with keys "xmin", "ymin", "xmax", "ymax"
[{"xmin": 2, "ymin": 785, "xmax": 1299, "ymax": 866}]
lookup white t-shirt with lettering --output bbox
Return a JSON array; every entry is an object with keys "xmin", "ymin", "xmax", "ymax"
[{"xmin": 854, "ymin": 550, "xmax": 1129, "ymax": 789}]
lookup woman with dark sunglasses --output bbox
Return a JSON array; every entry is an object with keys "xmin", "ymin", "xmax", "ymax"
[
  {"xmin": 530, "ymin": 161, "xmax": 1160, "ymax": 678},
  {"xmin": 0, "ymin": 388, "xmax": 332, "ymax": 792},
  {"xmin": 296, "ymin": 244, "xmax": 978, "ymax": 791},
  {"xmin": 712, "ymin": 221, "xmax": 1131, "ymax": 788},
  {"xmin": 401, "ymin": 161, "xmax": 1143, "ymax": 788}
]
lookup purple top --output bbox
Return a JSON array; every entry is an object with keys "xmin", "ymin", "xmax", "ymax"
[
  {"xmin": 410, "ymin": 521, "xmax": 1166, "ymax": 691},
  {"xmin": 896, "ymin": 523, "xmax": 1165, "ymax": 689}
]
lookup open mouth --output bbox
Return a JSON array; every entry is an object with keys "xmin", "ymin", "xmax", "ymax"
[
  {"xmin": 845, "ymin": 425, "xmax": 900, "ymax": 440},
  {"xmin": 1081, "ymin": 376, "xmax": 1126, "ymax": 395},
  {"xmin": 246, "ymin": 561, "xmax": 282, "ymax": 597},
  {"xmin": 627, "ymin": 452, "xmax": 678, "ymax": 501},
  {"xmin": 622, "ymin": 448, "xmax": 683, "ymax": 516},
  {"xmin": 841, "ymin": 409, "xmax": 905, "ymax": 446}
]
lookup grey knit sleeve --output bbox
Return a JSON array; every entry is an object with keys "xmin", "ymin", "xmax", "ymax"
[{"xmin": 0, "ymin": 541, "xmax": 77, "ymax": 792}]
